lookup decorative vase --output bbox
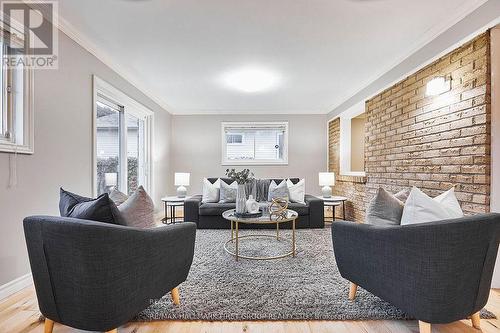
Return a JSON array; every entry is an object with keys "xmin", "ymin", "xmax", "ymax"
[
  {"xmin": 246, "ymin": 195, "xmax": 259, "ymax": 214},
  {"xmin": 236, "ymin": 183, "xmax": 247, "ymax": 214}
]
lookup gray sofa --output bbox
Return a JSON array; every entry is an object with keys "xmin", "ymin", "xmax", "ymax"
[
  {"xmin": 331, "ymin": 213, "xmax": 500, "ymax": 333},
  {"xmin": 185, "ymin": 177, "xmax": 324, "ymax": 229},
  {"xmin": 24, "ymin": 216, "xmax": 196, "ymax": 333}
]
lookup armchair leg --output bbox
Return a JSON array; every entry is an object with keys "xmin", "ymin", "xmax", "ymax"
[
  {"xmin": 471, "ymin": 311, "xmax": 480, "ymax": 329},
  {"xmin": 44, "ymin": 319, "xmax": 54, "ymax": 333},
  {"xmin": 418, "ymin": 321, "xmax": 431, "ymax": 333},
  {"xmin": 348, "ymin": 282, "xmax": 357, "ymax": 300},
  {"xmin": 171, "ymin": 287, "xmax": 180, "ymax": 305}
]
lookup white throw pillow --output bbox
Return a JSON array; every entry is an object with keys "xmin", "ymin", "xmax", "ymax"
[
  {"xmin": 400, "ymin": 187, "xmax": 464, "ymax": 225},
  {"xmin": 286, "ymin": 179, "xmax": 305, "ymax": 204},
  {"xmin": 202, "ymin": 178, "xmax": 220, "ymax": 203}
]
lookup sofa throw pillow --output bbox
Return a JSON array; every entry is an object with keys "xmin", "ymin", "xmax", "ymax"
[
  {"xmin": 109, "ymin": 187, "xmax": 129, "ymax": 206},
  {"xmin": 366, "ymin": 187, "xmax": 405, "ymax": 226},
  {"xmin": 219, "ymin": 180, "xmax": 238, "ymax": 203},
  {"xmin": 394, "ymin": 188, "xmax": 411, "ymax": 202},
  {"xmin": 202, "ymin": 178, "xmax": 220, "ymax": 203},
  {"xmin": 268, "ymin": 180, "xmax": 289, "ymax": 202},
  {"xmin": 286, "ymin": 178, "xmax": 305, "ymax": 204},
  {"xmin": 59, "ymin": 187, "xmax": 92, "ymax": 216},
  {"xmin": 400, "ymin": 186, "xmax": 464, "ymax": 225},
  {"xmin": 118, "ymin": 186, "xmax": 156, "ymax": 228},
  {"xmin": 59, "ymin": 188, "xmax": 125, "ymax": 225}
]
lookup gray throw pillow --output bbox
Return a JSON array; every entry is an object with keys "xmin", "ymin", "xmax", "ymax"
[
  {"xmin": 109, "ymin": 187, "xmax": 129, "ymax": 206},
  {"xmin": 219, "ymin": 180, "xmax": 238, "ymax": 203},
  {"xmin": 268, "ymin": 180, "xmax": 289, "ymax": 202},
  {"xmin": 394, "ymin": 188, "xmax": 411, "ymax": 202},
  {"xmin": 366, "ymin": 187, "xmax": 405, "ymax": 226},
  {"xmin": 118, "ymin": 186, "xmax": 156, "ymax": 228}
]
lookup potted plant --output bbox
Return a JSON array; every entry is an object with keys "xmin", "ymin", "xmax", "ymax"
[{"xmin": 225, "ymin": 168, "xmax": 254, "ymax": 214}]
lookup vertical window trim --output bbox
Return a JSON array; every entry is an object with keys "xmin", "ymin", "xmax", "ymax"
[
  {"xmin": 92, "ymin": 75, "xmax": 154, "ymax": 197},
  {"xmin": 0, "ymin": 58, "xmax": 34, "ymax": 154},
  {"xmin": 221, "ymin": 121, "xmax": 289, "ymax": 166}
]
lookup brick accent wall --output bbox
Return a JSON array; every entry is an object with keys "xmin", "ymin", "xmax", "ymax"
[
  {"xmin": 328, "ymin": 119, "xmax": 367, "ymax": 222},
  {"xmin": 328, "ymin": 31, "xmax": 491, "ymax": 221}
]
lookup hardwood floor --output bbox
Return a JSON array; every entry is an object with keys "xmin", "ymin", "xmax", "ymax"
[{"xmin": 1, "ymin": 287, "xmax": 499, "ymax": 333}]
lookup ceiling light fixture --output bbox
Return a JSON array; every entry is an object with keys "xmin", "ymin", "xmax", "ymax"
[
  {"xmin": 220, "ymin": 67, "xmax": 281, "ymax": 93},
  {"xmin": 426, "ymin": 76, "xmax": 449, "ymax": 96}
]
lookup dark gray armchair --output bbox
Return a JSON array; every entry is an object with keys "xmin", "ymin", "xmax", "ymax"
[
  {"xmin": 24, "ymin": 216, "xmax": 196, "ymax": 333},
  {"xmin": 332, "ymin": 213, "xmax": 500, "ymax": 333}
]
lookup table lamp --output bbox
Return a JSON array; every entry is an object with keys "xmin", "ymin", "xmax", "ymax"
[
  {"xmin": 175, "ymin": 172, "xmax": 190, "ymax": 197},
  {"xmin": 319, "ymin": 172, "xmax": 335, "ymax": 198}
]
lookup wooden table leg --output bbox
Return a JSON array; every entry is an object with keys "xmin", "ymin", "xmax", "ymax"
[{"xmin": 292, "ymin": 219, "xmax": 296, "ymax": 257}]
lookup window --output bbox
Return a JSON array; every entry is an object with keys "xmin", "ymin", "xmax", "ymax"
[
  {"xmin": 337, "ymin": 109, "xmax": 366, "ymax": 176},
  {"xmin": 93, "ymin": 76, "xmax": 153, "ymax": 196},
  {"xmin": 221, "ymin": 122, "xmax": 288, "ymax": 165},
  {"xmin": 0, "ymin": 24, "xmax": 33, "ymax": 154}
]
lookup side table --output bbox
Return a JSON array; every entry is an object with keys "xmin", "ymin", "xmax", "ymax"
[
  {"xmin": 317, "ymin": 196, "xmax": 348, "ymax": 222},
  {"xmin": 161, "ymin": 196, "xmax": 190, "ymax": 224}
]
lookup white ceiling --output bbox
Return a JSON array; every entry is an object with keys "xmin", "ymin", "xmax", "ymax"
[{"xmin": 58, "ymin": 0, "xmax": 487, "ymax": 114}]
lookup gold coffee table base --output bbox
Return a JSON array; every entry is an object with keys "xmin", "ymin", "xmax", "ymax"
[{"xmin": 224, "ymin": 234, "xmax": 295, "ymax": 260}]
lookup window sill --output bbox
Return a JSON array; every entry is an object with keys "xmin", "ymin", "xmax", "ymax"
[
  {"xmin": 222, "ymin": 160, "xmax": 288, "ymax": 166},
  {"xmin": 337, "ymin": 173, "xmax": 367, "ymax": 184},
  {"xmin": 0, "ymin": 141, "xmax": 34, "ymax": 154}
]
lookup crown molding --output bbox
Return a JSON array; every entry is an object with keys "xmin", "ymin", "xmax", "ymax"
[
  {"xmin": 54, "ymin": 12, "xmax": 174, "ymax": 114},
  {"xmin": 169, "ymin": 108, "xmax": 327, "ymax": 115}
]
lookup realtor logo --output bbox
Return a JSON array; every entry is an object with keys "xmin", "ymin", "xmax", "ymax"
[{"xmin": 1, "ymin": 0, "xmax": 58, "ymax": 69}]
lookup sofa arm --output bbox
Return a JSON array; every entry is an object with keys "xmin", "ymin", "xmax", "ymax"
[
  {"xmin": 304, "ymin": 194, "xmax": 324, "ymax": 228},
  {"xmin": 331, "ymin": 214, "xmax": 500, "ymax": 323},
  {"xmin": 184, "ymin": 195, "xmax": 202, "ymax": 223}
]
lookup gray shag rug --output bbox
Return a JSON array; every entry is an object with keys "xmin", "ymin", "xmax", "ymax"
[{"xmin": 136, "ymin": 227, "xmax": 495, "ymax": 321}]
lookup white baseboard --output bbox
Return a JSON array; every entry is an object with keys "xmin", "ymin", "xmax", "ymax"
[{"xmin": 0, "ymin": 273, "xmax": 33, "ymax": 301}]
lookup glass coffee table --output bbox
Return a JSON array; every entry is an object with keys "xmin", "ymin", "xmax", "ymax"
[{"xmin": 222, "ymin": 209, "xmax": 298, "ymax": 261}]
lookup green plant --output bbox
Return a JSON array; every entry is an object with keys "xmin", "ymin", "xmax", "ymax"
[{"xmin": 225, "ymin": 168, "xmax": 254, "ymax": 185}]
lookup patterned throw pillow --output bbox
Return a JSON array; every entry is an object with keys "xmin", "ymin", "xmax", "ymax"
[
  {"xmin": 268, "ymin": 180, "xmax": 289, "ymax": 202},
  {"xmin": 109, "ymin": 187, "xmax": 129, "ymax": 206},
  {"xmin": 202, "ymin": 178, "xmax": 220, "ymax": 203},
  {"xmin": 118, "ymin": 186, "xmax": 156, "ymax": 228},
  {"xmin": 59, "ymin": 188, "xmax": 125, "ymax": 225},
  {"xmin": 219, "ymin": 180, "xmax": 238, "ymax": 203}
]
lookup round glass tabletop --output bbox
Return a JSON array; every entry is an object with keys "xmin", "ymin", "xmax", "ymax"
[{"xmin": 222, "ymin": 209, "xmax": 298, "ymax": 224}]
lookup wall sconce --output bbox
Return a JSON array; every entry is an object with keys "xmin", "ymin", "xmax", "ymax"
[{"xmin": 426, "ymin": 76, "xmax": 450, "ymax": 96}]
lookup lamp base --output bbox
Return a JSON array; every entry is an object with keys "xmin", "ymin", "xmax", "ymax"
[
  {"xmin": 177, "ymin": 186, "xmax": 187, "ymax": 198},
  {"xmin": 322, "ymin": 186, "xmax": 332, "ymax": 198}
]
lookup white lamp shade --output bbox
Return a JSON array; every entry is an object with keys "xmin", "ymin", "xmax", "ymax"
[
  {"xmin": 175, "ymin": 172, "xmax": 190, "ymax": 186},
  {"xmin": 105, "ymin": 172, "xmax": 117, "ymax": 186},
  {"xmin": 319, "ymin": 172, "xmax": 335, "ymax": 186}
]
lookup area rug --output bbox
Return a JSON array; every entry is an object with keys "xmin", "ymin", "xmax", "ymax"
[{"xmin": 136, "ymin": 227, "xmax": 495, "ymax": 321}]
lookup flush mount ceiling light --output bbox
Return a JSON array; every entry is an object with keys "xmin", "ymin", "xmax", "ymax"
[
  {"xmin": 220, "ymin": 67, "xmax": 281, "ymax": 93},
  {"xmin": 426, "ymin": 76, "xmax": 449, "ymax": 96}
]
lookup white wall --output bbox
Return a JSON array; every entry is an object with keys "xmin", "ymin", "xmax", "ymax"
[
  {"xmin": 490, "ymin": 26, "xmax": 500, "ymax": 288},
  {"xmin": 171, "ymin": 114, "xmax": 327, "ymax": 196},
  {"xmin": 0, "ymin": 31, "xmax": 172, "ymax": 287}
]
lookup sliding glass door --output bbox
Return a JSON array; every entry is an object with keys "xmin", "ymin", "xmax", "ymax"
[{"xmin": 94, "ymin": 86, "xmax": 152, "ymax": 196}]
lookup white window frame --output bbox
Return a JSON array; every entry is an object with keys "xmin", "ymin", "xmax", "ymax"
[
  {"xmin": 0, "ymin": 26, "xmax": 34, "ymax": 154},
  {"xmin": 221, "ymin": 121, "xmax": 289, "ymax": 166},
  {"xmin": 333, "ymin": 102, "xmax": 366, "ymax": 177},
  {"xmin": 92, "ymin": 75, "xmax": 154, "ymax": 197}
]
